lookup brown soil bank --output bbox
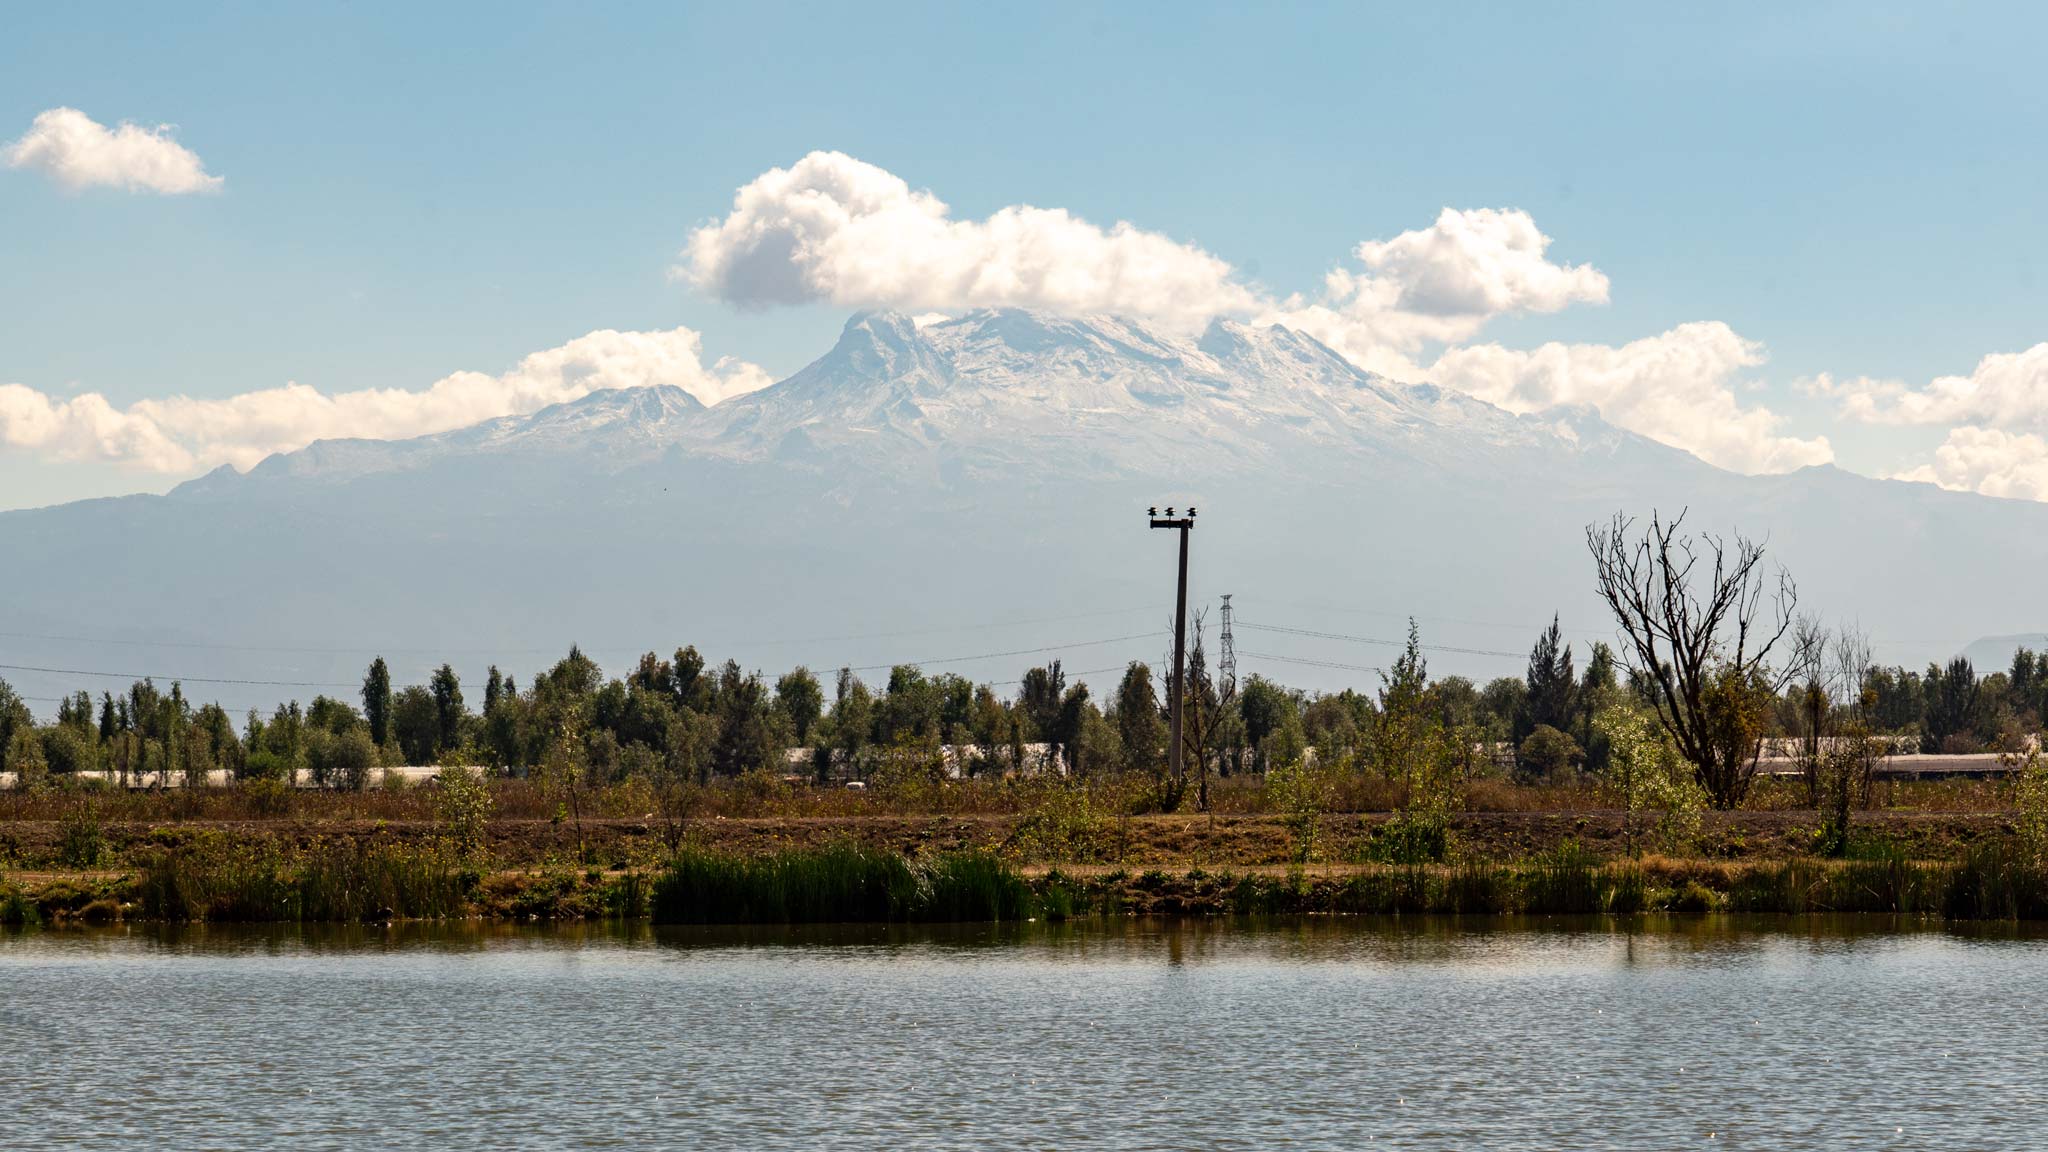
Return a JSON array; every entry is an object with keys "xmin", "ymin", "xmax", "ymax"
[{"xmin": 0, "ymin": 808, "xmax": 2020, "ymax": 872}]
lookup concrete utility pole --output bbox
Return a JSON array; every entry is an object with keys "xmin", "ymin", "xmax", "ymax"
[{"xmin": 1148, "ymin": 505, "xmax": 1196, "ymax": 785}]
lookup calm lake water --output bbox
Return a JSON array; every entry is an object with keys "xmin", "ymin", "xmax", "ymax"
[{"xmin": 4, "ymin": 917, "xmax": 2045, "ymax": 1150}]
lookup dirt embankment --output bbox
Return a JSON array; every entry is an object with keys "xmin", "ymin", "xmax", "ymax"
[{"xmin": 0, "ymin": 808, "xmax": 2018, "ymax": 873}]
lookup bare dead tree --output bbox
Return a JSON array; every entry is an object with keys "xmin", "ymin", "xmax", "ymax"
[
  {"xmin": 1586, "ymin": 509, "xmax": 1796, "ymax": 809},
  {"xmin": 1789, "ymin": 614, "xmax": 1830, "ymax": 806},
  {"xmin": 1828, "ymin": 621, "xmax": 1882, "ymax": 813},
  {"xmin": 1786, "ymin": 617, "xmax": 1884, "ymax": 836}
]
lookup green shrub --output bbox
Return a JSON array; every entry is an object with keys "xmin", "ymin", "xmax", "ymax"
[
  {"xmin": 58, "ymin": 809, "xmax": 105, "ymax": 869},
  {"xmin": 1672, "ymin": 881, "xmax": 1718, "ymax": 913},
  {"xmin": 1360, "ymin": 811, "xmax": 1449, "ymax": 865}
]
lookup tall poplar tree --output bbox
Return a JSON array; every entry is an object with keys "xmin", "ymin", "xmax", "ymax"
[{"xmin": 363, "ymin": 657, "xmax": 393, "ymax": 746}]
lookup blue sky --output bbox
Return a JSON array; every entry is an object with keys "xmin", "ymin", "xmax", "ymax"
[{"xmin": 6, "ymin": 1, "xmax": 2048, "ymax": 508}]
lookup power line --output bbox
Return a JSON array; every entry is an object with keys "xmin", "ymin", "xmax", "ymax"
[
  {"xmin": 0, "ymin": 604, "xmax": 1160, "ymax": 661},
  {"xmin": 836, "ymin": 632, "xmax": 1162, "ymax": 674},
  {"xmin": 1237, "ymin": 595, "xmax": 1616, "ymax": 638},
  {"xmin": 988, "ymin": 662, "xmax": 1145, "ymax": 688},
  {"xmin": 1235, "ymin": 621, "xmax": 1526, "ymax": 659},
  {"xmin": 0, "ymin": 662, "xmax": 355, "ymax": 689},
  {"xmin": 0, "ymin": 631, "xmax": 1166, "ymax": 698},
  {"xmin": 1238, "ymin": 650, "xmax": 1386, "ymax": 676}
]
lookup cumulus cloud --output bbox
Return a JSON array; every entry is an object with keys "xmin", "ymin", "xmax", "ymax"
[
  {"xmin": 1427, "ymin": 323, "xmax": 1832, "ymax": 474},
  {"xmin": 1801, "ymin": 343, "xmax": 2048, "ymax": 500},
  {"xmin": 4, "ymin": 107, "xmax": 222, "ymax": 194},
  {"xmin": 679, "ymin": 151, "xmax": 1259, "ymax": 329},
  {"xmin": 0, "ymin": 328, "xmax": 769, "ymax": 474},
  {"xmin": 1893, "ymin": 426, "xmax": 2048, "ymax": 502},
  {"xmin": 1815, "ymin": 342, "xmax": 2048, "ymax": 431},
  {"xmin": 1272, "ymin": 207, "xmax": 1610, "ymax": 363},
  {"xmin": 682, "ymin": 154, "xmax": 1826, "ymax": 473}
]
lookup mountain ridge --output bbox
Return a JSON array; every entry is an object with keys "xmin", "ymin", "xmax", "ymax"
[
  {"xmin": 174, "ymin": 307, "xmax": 1690, "ymax": 496},
  {"xmin": 4, "ymin": 307, "xmax": 2045, "ymax": 706}
]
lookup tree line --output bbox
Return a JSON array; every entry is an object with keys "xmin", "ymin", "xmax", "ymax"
[{"xmin": 2, "ymin": 511, "xmax": 2042, "ymax": 809}]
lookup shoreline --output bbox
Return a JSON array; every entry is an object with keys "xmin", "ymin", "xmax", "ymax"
[{"xmin": 8, "ymin": 840, "xmax": 2045, "ymax": 926}]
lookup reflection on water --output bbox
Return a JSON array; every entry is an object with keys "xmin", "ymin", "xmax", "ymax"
[{"xmin": 5, "ymin": 917, "xmax": 2046, "ymax": 1150}]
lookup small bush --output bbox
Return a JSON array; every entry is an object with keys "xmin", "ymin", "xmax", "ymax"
[
  {"xmin": 58, "ymin": 808, "xmax": 105, "ymax": 869},
  {"xmin": 1360, "ymin": 811, "xmax": 1449, "ymax": 865},
  {"xmin": 240, "ymin": 777, "xmax": 294, "ymax": 816},
  {"xmin": 434, "ymin": 766, "xmax": 495, "ymax": 862},
  {"xmin": 1672, "ymin": 881, "xmax": 1718, "ymax": 913}
]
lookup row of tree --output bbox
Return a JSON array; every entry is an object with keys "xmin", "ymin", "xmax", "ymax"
[{"xmin": 3, "ymin": 511, "xmax": 2041, "ymax": 809}]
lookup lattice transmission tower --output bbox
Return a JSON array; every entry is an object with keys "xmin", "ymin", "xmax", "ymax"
[{"xmin": 1218, "ymin": 593, "xmax": 1237, "ymax": 701}]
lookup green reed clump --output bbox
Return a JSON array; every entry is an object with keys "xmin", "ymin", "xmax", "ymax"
[
  {"xmin": 919, "ymin": 851, "xmax": 1036, "ymax": 921},
  {"xmin": 1726, "ymin": 860, "xmax": 1824, "ymax": 914},
  {"xmin": 1944, "ymin": 841, "xmax": 2048, "ymax": 920},
  {"xmin": 1834, "ymin": 844, "xmax": 1931, "ymax": 914},
  {"xmin": 296, "ymin": 840, "xmax": 469, "ymax": 921},
  {"xmin": 1520, "ymin": 841, "xmax": 1601, "ymax": 914},
  {"xmin": 1, "ymin": 882, "xmax": 39, "ymax": 927},
  {"xmin": 649, "ymin": 844, "xmax": 1034, "ymax": 924},
  {"xmin": 134, "ymin": 840, "xmax": 293, "ymax": 921},
  {"xmin": 604, "ymin": 870, "xmax": 649, "ymax": 919},
  {"xmin": 1226, "ymin": 873, "xmax": 1290, "ymax": 916},
  {"xmin": 1444, "ymin": 861, "xmax": 1512, "ymax": 914},
  {"xmin": 135, "ymin": 837, "xmax": 469, "ymax": 922},
  {"xmin": 1604, "ymin": 865, "xmax": 1648, "ymax": 914},
  {"xmin": 1329, "ymin": 866, "xmax": 1435, "ymax": 914}
]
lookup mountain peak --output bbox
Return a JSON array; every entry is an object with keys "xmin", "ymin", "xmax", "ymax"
[{"xmin": 180, "ymin": 308, "xmax": 1677, "ymax": 493}]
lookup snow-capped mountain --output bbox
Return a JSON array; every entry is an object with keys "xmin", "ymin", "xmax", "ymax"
[
  {"xmin": 182, "ymin": 308, "xmax": 1680, "ymax": 494},
  {"xmin": 4, "ymin": 308, "xmax": 2046, "ymax": 706},
  {"xmin": 689, "ymin": 310, "xmax": 1655, "ymax": 482}
]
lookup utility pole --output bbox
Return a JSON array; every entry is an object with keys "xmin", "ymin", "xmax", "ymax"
[{"xmin": 1148, "ymin": 505, "xmax": 1196, "ymax": 785}]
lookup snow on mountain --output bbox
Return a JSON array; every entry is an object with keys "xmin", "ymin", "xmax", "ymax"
[
  {"xmin": 8, "ymin": 306, "xmax": 2047, "ymax": 707},
  {"xmin": 175, "ymin": 379, "xmax": 710, "ymax": 497},
  {"xmin": 181, "ymin": 308, "xmax": 1675, "ymax": 494},
  {"xmin": 688, "ymin": 308, "xmax": 1670, "ymax": 480}
]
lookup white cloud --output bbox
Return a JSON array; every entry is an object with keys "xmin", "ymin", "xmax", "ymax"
[
  {"xmin": 0, "ymin": 328, "xmax": 769, "ymax": 474},
  {"xmin": 680, "ymin": 151, "xmax": 1259, "ymax": 329},
  {"xmin": 1894, "ymin": 426, "xmax": 2048, "ymax": 502},
  {"xmin": 1816, "ymin": 342, "xmax": 2048, "ymax": 431},
  {"xmin": 4, "ymin": 107, "xmax": 222, "ymax": 194},
  {"xmin": 1804, "ymin": 343, "xmax": 2048, "ymax": 500},
  {"xmin": 683, "ymin": 155, "xmax": 1828, "ymax": 473},
  {"xmin": 1427, "ymin": 323, "xmax": 1833, "ymax": 474},
  {"xmin": 1271, "ymin": 207, "xmax": 1610, "ymax": 361}
]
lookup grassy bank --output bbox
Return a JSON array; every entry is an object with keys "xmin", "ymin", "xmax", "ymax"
[{"xmin": 6, "ymin": 839, "xmax": 2048, "ymax": 926}]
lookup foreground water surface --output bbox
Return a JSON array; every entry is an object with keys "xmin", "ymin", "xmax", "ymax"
[{"xmin": 3, "ymin": 916, "xmax": 2045, "ymax": 1150}]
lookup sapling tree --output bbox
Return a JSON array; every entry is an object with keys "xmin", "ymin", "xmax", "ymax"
[
  {"xmin": 435, "ymin": 764, "xmax": 495, "ymax": 863},
  {"xmin": 1596, "ymin": 704, "xmax": 1705, "ymax": 858}
]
